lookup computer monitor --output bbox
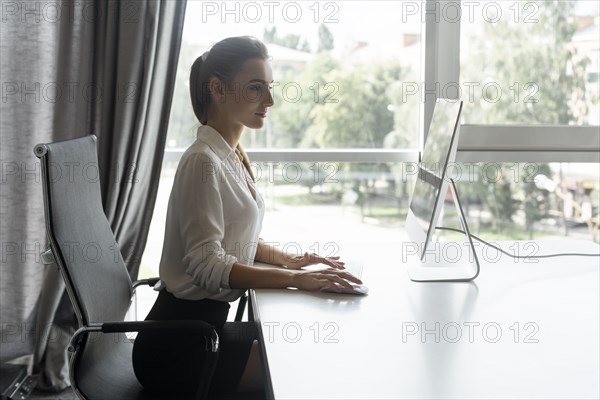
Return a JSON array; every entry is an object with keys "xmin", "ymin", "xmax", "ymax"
[{"xmin": 405, "ymin": 99, "xmax": 480, "ymax": 282}]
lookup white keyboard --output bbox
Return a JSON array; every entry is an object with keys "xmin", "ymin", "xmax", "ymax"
[{"xmin": 343, "ymin": 260, "xmax": 364, "ymax": 279}]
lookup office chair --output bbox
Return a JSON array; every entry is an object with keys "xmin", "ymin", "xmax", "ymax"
[{"xmin": 34, "ymin": 135, "xmax": 219, "ymax": 400}]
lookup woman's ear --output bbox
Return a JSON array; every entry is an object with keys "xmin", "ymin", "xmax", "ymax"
[{"xmin": 208, "ymin": 77, "xmax": 224, "ymax": 102}]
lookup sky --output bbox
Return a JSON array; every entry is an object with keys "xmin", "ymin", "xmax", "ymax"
[
  {"xmin": 183, "ymin": 1, "xmax": 422, "ymax": 51},
  {"xmin": 183, "ymin": 0, "xmax": 599, "ymax": 52}
]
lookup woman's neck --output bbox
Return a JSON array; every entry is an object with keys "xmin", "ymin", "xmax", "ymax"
[{"xmin": 206, "ymin": 117, "xmax": 244, "ymax": 149}]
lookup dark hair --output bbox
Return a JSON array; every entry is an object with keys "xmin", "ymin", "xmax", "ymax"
[{"xmin": 190, "ymin": 36, "xmax": 270, "ymax": 125}]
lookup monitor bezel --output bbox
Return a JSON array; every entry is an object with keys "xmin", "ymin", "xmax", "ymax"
[{"xmin": 407, "ymin": 99, "xmax": 463, "ymax": 260}]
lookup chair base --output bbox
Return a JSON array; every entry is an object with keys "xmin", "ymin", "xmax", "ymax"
[{"xmin": 0, "ymin": 364, "xmax": 36, "ymax": 400}]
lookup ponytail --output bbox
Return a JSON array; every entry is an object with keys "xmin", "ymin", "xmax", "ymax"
[{"xmin": 189, "ymin": 56, "xmax": 208, "ymax": 124}]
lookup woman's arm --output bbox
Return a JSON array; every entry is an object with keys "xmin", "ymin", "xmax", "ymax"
[
  {"xmin": 254, "ymin": 239, "xmax": 345, "ymax": 270},
  {"xmin": 229, "ymin": 262, "xmax": 293, "ymax": 289},
  {"xmin": 254, "ymin": 238, "xmax": 289, "ymax": 266},
  {"xmin": 229, "ymin": 262, "xmax": 361, "ymax": 292}
]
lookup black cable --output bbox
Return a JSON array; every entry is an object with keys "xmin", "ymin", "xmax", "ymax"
[{"xmin": 435, "ymin": 226, "xmax": 600, "ymax": 258}]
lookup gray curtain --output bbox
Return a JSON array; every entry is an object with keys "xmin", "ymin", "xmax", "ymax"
[
  {"xmin": 0, "ymin": 1, "xmax": 62, "ymax": 367},
  {"xmin": 0, "ymin": 0, "xmax": 186, "ymax": 391}
]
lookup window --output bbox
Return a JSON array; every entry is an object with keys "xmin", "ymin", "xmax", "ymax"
[
  {"xmin": 137, "ymin": 1, "xmax": 599, "ymax": 282},
  {"xmin": 452, "ymin": 1, "xmax": 599, "ymax": 243},
  {"xmin": 167, "ymin": 1, "xmax": 422, "ymax": 153},
  {"xmin": 460, "ymin": 0, "xmax": 599, "ymax": 126}
]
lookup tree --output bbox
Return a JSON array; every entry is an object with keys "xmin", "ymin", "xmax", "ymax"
[
  {"xmin": 304, "ymin": 60, "xmax": 403, "ymax": 148},
  {"xmin": 462, "ymin": 1, "xmax": 589, "ymax": 125},
  {"xmin": 300, "ymin": 59, "xmax": 410, "ymax": 207},
  {"xmin": 318, "ymin": 24, "xmax": 334, "ymax": 52},
  {"xmin": 523, "ymin": 163, "xmax": 553, "ymax": 239},
  {"xmin": 166, "ymin": 41, "xmax": 206, "ymax": 149},
  {"xmin": 385, "ymin": 65, "xmax": 420, "ymax": 150},
  {"xmin": 268, "ymin": 52, "xmax": 341, "ymax": 148},
  {"xmin": 263, "ymin": 26, "xmax": 277, "ymax": 44},
  {"xmin": 263, "ymin": 26, "xmax": 311, "ymax": 52},
  {"xmin": 460, "ymin": 0, "xmax": 589, "ymax": 237}
]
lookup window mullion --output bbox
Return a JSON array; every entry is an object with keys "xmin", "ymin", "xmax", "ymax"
[{"xmin": 422, "ymin": 0, "xmax": 461, "ymax": 155}]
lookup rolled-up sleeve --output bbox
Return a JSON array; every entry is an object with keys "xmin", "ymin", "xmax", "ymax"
[{"xmin": 175, "ymin": 153, "xmax": 237, "ymax": 293}]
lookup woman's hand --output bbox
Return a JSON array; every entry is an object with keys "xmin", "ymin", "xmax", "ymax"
[
  {"xmin": 283, "ymin": 252, "xmax": 345, "ymax": 270},
  {"xmin": 290, "ymin": 268, "xmax": 362, "ymax": 293}
]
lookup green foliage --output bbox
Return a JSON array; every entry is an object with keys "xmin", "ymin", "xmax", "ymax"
[
  {"xmin": 267, "ymin": 52, "xmax": 412, "ymax": 151},
  {"xmin": 165, "ymin": 1, "xmax": 593, "ymax": 240},
  {"xmin": 318, "ymin": 24, "xmax": 334, "ymax": 52},
  {"xmin": 522, "ymin": 163, "xmax": 553, "ymax": 238},
  {"xmin": 459, "ymin": 0, "xmax": 591, "ymax": 237},
  {"xmin": 269, "ymin": 52, "xmax": 341, "ymax": 148},
  {"xmin": 384, "ymin": 65, "xmax": 420, "ymax": 149},
  {"xmin": 462, "ymin": 0, "xmax": 589, "ymax": 125},
  {"xmin": 304, "ymin": 60, "xmax": 404, "ymax": 148},
  {"xmin": 167, "ymin": 42, "xmax": 204, "ymax": 149},
  {"xmin": 263, "ymin": 26, "xmax": 311, "ymax": 52}
]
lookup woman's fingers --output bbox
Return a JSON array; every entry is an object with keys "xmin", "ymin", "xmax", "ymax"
[
  {"xmin": 318, "ymin": 279, "xmax": 343, "ymax": 292},
  {"xmin": 288, "ymin": 252, "xmax": 346, "ymax": 270},
  {"xmin": 327, "ymin": 275, "xmax": 355, "ymax": 290},
  {"xmin": 311, "ymin": 253, "xmax": 345, "ymax": 269},
  {"xmin": 294, "ymin": 268, "xmax": 362, "ymax": 292},
  {"xmin": 324, "ymin": 259, "xmax": 345, "ymax": 269},
  {"xmin": 312, "ymin": 269, "xmax": 362, "ymax": 292},
  {"xmin": 320, "ymin": 269, "xmax": 362, "ymax": 285}
]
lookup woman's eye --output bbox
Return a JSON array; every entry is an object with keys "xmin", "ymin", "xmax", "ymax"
[{"xmin": 250, "ymin": 85, "xmax": 261, "ymax": 91}]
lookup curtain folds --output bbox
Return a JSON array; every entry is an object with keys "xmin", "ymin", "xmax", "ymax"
[
  {"xmin": 95, "ymin": 1, "xmax": 187, "ymax": 279},
  {"xmin": 0, "ymin": 0, "xmax": 186, "ymax": 391}
]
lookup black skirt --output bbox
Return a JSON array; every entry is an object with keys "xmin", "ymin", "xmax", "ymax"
[{"xmin": 132, "ymin": 289, "xmax": 258, "ymax": 397}]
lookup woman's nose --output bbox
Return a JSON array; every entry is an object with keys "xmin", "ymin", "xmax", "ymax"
[{"xmin": 264, "ymin": 87, "xmax": 274, "ymax": 107}]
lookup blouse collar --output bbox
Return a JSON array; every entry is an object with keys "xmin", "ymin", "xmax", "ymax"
[{"xmin": 196, "ymin": 124, "xmax": 236, "ymax": 161}]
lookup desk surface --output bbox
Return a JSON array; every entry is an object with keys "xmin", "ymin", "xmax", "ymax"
[{"xmin": 250, "ymin": 240, "xmax": 600, "ymax": 400}]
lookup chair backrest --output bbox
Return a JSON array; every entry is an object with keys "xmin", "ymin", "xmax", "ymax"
[
  {"xmin": 35, "ymin": 135, "xmax": 133, "ymax": 326},
  {"xmin": 35, "ymin": 135, "xmax": 220, "ymax": 400}
]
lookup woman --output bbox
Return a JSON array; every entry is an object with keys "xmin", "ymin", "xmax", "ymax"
[{"xmin": 132, "ymin": 36, "xmax": 361, "ymax": 397}]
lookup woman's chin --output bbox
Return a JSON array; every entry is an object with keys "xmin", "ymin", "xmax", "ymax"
[{"xmin": 246, "ymin": 119, "xmax": 265, "ymax": 130}]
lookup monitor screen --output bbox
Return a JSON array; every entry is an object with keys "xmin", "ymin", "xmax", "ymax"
[
  {"xmin": 420, "ymin": 100, "xmax": 461, "ymax": 173},
  {"xmin": 407, "ymin": 99, "xmax": 463, "ymax": 259}
]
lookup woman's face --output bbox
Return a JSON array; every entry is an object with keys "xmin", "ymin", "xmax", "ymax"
[{"xmin": 222, "ymin": 58, "xmax": 274, "ymax": 130}]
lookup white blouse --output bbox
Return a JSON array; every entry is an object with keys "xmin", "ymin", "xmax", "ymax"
[{"xmin": 156, "ymin": 125, "xmax": 265, "ymax": 302}]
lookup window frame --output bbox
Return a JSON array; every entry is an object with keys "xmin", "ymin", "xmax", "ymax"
[{"xmin": 426, "ymin": 0, "xmax": 599, "ymax": 163}]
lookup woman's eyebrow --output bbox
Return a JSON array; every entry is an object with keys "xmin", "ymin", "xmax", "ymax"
[{"xmin": 246, "ymin": 79, "xmax": 274, "ymax": 84}]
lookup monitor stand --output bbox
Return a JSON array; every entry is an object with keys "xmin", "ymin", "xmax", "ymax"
[{"xmin": 407, "ymin": 179, "xmax": 480, "ymax": 282}]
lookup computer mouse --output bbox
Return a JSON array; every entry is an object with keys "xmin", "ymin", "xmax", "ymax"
[
  {"xmin": 323, "ymin": 283, "xmax": 369, "ymax": 295},
  {"xmin": 350, "ymin": 284, "xmax": 369, "ymax": 295}
]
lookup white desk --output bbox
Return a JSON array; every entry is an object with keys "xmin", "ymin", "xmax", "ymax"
[{"xmin": 250, "ymin": 240, "xmax": 600, "ymax": 399}]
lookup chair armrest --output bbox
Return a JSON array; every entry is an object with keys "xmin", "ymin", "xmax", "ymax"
[
  {"xmin": 69, "ymin": 320, "xmax": 220, "ymax": 400},
  {"xmin": 70, "ymin": 320, "xmax": 219, "ymax": 353},
  {"xmin": 132, "ymin": 277, "xmax": 160, "ymax": 291},
  {"xmin": 102, "ymin": 320, "xmax": 215, "ymax": 336}
]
